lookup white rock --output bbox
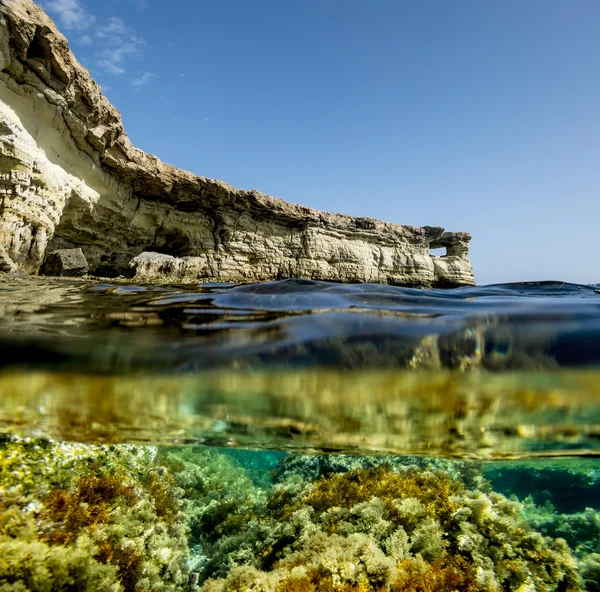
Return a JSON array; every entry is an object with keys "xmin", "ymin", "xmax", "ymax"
[{"xmin": 0, "ymin": 1, "xmax": 474, "ymax": 287}]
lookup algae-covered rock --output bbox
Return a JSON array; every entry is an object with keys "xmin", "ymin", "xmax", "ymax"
[
  {"xmin": 0, "ymin": 438, "xmax": 592, "ymax": 591},
  {"xmin": 522, "ymin": 497, "xmax": 600, "ymax": 558},
  {"xmin": 581, "ymin": 554, "xmax": 600, "ymax": 592},
  {"xmin": 162, "ymin": 447, "xmax": 268, "ymax": 580},
  {"xmin": 0, "ymin": 437, "xmax": 196, "ymax": 592},
  {"xmin": 485, "ymin": 460, "xmax": 600, "ymax": 514},
  {"xmin": 273, "ymin": 453, "xmax": 489, "ymax": 491},
  {"xmin": 0, "ymin": 526, "xmax": 121, "ymax": 592},
  {"xmin": 191, "ymin": 455, "xmax": 582, "ymax": 591}
]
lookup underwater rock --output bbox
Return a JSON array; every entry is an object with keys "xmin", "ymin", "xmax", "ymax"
[
  {"xmin": 40, "ymin": 247, "xmax": 88, "ymax": 277},
  {"xmin": 0, "ymin": 437, "xmax": 196, "ymax": 592},
  {"xmin": 0, "ymin": 0, "xmax": 474, "ymax": 287},
  {"xmin": 485, "ymin": 460, "xmax": 600, "ymax": 514},
  {"xmin": 581, "ymin": 554, "xmax": 600, "ymax": 592},
  {"xmin": 272, "ymin": 453, "xmax": 489, "ymax": 492},
  {"xmin": 522, "ymin": 497, "xmax": 600, "ymax": 559},
  {"xmin": 198, "ymin": 461, "xmax": 583, "ymax": 591},
  {"xmin": 3, "ymin": 438, "xmax": 600, "ymax": 591},
  {"xmin": 161, "ymin": 449, "xmax": 583, "ymax": 591}
]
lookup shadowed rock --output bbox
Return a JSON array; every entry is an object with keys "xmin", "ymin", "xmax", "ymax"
[
  {"xmin": 0, "ymin": 245, "xmax": 15, "ymax": 272},
  {"xmin": 40, "ymin": 247, "xmax": 88, "ymax": 276}
]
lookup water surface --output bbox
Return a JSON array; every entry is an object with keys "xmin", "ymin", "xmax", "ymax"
[{"xmin": 0, "ymin": 276, "xmax": 599, "ymax": 458}]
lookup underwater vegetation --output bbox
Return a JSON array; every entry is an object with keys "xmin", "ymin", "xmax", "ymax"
[
  {"xmin": 197, "ymin": 462, "xmax": 582, "ymax": 592},
  {"xmin": 0, "ymin": 436, "xmax": 194, "ymax": 592},
  {"xmin": 1, "ymin": 437, "xmax": 600, "ymax": 591}
]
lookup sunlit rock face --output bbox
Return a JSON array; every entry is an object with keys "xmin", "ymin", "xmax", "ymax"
[{"xmin": 0, "ymin": 0, "xmax": 474, "ymax": 286}]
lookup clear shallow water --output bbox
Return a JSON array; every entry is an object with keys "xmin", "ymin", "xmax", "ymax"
[
  {"xmin": 0, "ymin": 276, "xmax": 600, "ymax": 457},
  {"xmin": 1, "ymin": 276, "xmax": 600, "ymax": 590}
]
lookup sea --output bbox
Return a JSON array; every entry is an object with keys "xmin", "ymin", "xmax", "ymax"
[{"xmin": 1, "ymin": 276, "xmax": 599, "ymax": 591}]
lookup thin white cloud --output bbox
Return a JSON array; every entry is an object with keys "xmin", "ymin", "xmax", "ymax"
[
  {"xmin": 131, "ymin": 71, "xmax": 156, "ymax": 87},
  {"xmin": 44, "ymin": 1, "xmax": 146, "ymax": 77},
  {"xmin": 96, "ymin": 36, "xmax": 145, "ymax": 75},
  {"xmin": 94, "ymin": 17, "xmax": 145, "ymax": 75},
  {"xmin": 42, "ymin": 0, "xmax": 95, "ymax": 30},
  {"xmin": 179, "ymin": 72, "xmax": 186, "ymax": 77},
  {"xmin": 96, "ymin": 16, "xmax": 128, "ymax": 38},
  {"xmin": 96, "ymin": 58, "xmax": 125, "ymax": 76}
]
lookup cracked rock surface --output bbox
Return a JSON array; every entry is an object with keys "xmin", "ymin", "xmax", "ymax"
[{"xmin": 0, "ymin": 0, "xmax": 474, "ymax": 287}]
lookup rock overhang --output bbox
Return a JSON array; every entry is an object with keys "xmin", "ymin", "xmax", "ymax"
[{"xmin": 0, "ymin": 0, "xmax": 475, "ymax": 287}]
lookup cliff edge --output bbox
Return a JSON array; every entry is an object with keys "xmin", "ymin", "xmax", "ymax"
[{"xmin": 0, "ymin": 0, "xmax": 474, "ymax": 287}]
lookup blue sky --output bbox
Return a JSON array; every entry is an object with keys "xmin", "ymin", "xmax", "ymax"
[{"xmin": 43, "ymin": 0, "xmax": 600, "ymax": 286}]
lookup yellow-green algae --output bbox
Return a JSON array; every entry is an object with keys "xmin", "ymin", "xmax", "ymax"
[
  {"xmin": 2, "ymin": 437, "xmax": 600, "ymax": 591},
  {"xmin": 199, "ymin": 463, "xmax": 582, "ymax": 591},
  {"xmin": 0, "ymin": 437, "xmax": 194, "ymax": 591},
  {"xmin": 166, "ymin": 449, "xmax": 595, "ymax": 591}
]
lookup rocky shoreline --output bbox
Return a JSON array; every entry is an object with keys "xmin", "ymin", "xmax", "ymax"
[{"xmin": 0, "ymin": 0, "xmax": 474, "ymax": 287}]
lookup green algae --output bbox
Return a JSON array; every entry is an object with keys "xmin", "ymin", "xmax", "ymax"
[
  {"xmin": 0, "ymin": 438, "xmax": 194, "ymax": 592},
  {"xmin": 1, "ymin": 437, "xmax": 600, "ymax": 591},
  {"xmin": 196, "ymin": 459, "xmax": 582, "ymax": 591}
]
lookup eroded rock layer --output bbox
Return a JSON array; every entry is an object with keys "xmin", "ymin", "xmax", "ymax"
[{"xmin": 0, "ymin": 0, "xmax": 475, "ymax": 286}]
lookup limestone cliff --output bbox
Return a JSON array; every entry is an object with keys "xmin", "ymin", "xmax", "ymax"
[{"xmin": 0, "ymin": 0, "xmax": 475, "ymax": 287}]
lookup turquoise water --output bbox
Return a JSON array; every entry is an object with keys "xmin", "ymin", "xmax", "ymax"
[{"xmin": 1, "ymin": 277, "xmax": 600, "ymax": 590}]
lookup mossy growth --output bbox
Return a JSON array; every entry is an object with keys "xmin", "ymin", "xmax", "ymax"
[
  {"xmin": 272, "ymin": 453, "xmax": 488, "ymax": 493},
  {"xmin": 389, "ymin": 556, "xmax": 477, "ymax": 592},
  {"xmin": 1, "ymin": 439, "xmax": 590, "ymax": 592},
  {"xmin": 161, "ymin": 447, "xmax": 262, "ymax": 547},
  {"xmin": 300, "ymin": 465, "xmax": 463, "ymax": 531},
  {"xmin": 199, "ymin": 458, "xmax": 582, "ymax": 592},
  {"xmin": 274, "ymin": 556, "xmax": 478, "ymax": 592},
  {"xmin": 41, "ymin": 467, "xmax": 139, "ymax": 545},
  {"xmin": 276, "ymin": 568, "xmax": 379, "ymax": 592},
  {"xmin": 0, "ymin": 437, "xmax": 195, "ymax": 592}
]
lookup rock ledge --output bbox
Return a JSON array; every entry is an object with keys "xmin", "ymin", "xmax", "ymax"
[{"xmin": 0, "ymin": 0, "xmax": 474, "ymax": 287}]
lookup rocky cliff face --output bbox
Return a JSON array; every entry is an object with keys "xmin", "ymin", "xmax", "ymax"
[{"xmin": 0, "ymin": 0, "xmax": 475, "ymax": 287}]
